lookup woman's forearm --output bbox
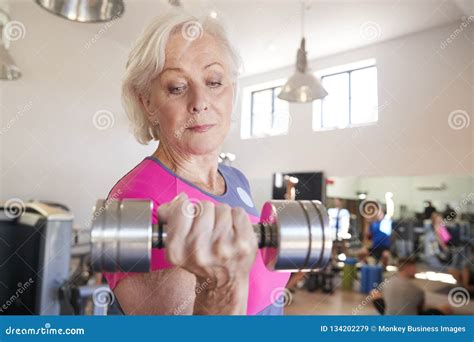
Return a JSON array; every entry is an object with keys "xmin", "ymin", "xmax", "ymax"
[{"xmin": 193, "ymin": 274, "xmax": 249, "ymax": 315}]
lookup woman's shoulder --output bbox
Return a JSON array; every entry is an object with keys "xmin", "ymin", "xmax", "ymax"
[
  {"xmin": 219, "ymin": 164, "xmax": 251, "ymax": 191},
  {"xmin": 107, "ymin": 157, "xmax": 177, "ymax": 202}
]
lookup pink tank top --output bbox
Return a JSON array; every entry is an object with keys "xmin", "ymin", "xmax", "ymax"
[{"xmin": 103, "ymin": 156, "xmax": 291, "ymax": 315}]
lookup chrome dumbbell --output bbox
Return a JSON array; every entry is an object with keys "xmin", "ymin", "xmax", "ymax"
[{"xmin": 90, "ymin": 199, "xmax": 332, "ymax": 273}]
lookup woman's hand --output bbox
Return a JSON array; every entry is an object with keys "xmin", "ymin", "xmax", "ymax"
[{"xmin": 157, "ymin": 192, "xmax": 258, "ymax": 314}]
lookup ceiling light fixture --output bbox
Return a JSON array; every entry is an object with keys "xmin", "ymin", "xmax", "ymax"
[
  {"xmin": 35, "ymin": 0, "xmax": 124, "ymax": 23},
  {"xmin": 278, "ymin": 1, "xmax": 327, "ymax": 103}
]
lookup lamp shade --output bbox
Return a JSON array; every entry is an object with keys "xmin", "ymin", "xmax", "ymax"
[
  {"xmin": 278, "ymin": 38, "xmax": 327, "ymax": 103},
  {"xmin": 36, "ymin": 0, "xmax": 124, "ymax": 23}
]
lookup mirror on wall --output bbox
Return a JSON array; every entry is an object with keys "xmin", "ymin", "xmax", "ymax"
[
  {"xmin": 326, "ymin": 175, "xmax": 474, "ymax": 221},
  {"xmin": 325, "ymin": 175, "xmax": 474, "ymax": 269}
]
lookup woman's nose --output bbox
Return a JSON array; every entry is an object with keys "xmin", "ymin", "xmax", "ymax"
[
  {"xmin": 188, "ymin": 86, "xmax": 209, "ymax": 114},
  {"xmin": 192, "ymin": 104, "xmax": 208, "ymax": 114}
]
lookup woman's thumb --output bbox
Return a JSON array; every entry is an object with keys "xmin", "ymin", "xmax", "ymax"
[{"xmin": 157, "ymin": 192, "xmax": 187, "ymax": 221}]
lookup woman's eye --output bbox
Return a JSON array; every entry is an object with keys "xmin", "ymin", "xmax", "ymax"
[
  {"xmin": 169, "ymin": 86, "xmax": 186, "ymax": 94},
  {"xmin": 208, "ymin": 81, "xmax": 222, "ymax": 88}
]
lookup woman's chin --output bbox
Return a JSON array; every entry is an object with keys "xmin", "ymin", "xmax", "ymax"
[{"xmin": 184, "ymin": 139, "xmax": 222, "ymax": 156}]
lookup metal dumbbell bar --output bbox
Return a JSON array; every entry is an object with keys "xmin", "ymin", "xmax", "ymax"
[{"xmin": 90, "ymin": 199, "xmax": 332, "ymax": 273}]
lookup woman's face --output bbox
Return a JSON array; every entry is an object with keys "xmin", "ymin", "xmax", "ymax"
[{"xmin": 143, "ymin": 31, "xmax": 234, "ymax": 156}]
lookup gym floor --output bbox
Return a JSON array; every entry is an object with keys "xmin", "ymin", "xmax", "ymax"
[{"xmin": 285, "ymin": 266, "xmax": 474, "ymax": 315}]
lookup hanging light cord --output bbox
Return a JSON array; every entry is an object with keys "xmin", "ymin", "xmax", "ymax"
[{"xmin": 301, "ymin": 1, "xmax": 305, "ymax": 38}]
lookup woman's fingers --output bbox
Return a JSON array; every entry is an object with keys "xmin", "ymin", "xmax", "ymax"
[
  {"xmin": 231, "ymin": 207, "xmax": 257, "ymax": 263},
  {"xmin": 211, "ymin": 204, "xmax": 234, "ymax": 262},
  {"xmin": 158, "ymin": 193, "xmax": 193, "ymax": 265},
  {"xmin": 186, "ymin": 200, "xmax": 215, "ymax": 266},
  {"xmin": 157, "ymin": 192, "xmax": 188, "ymax": 228},
  {"xmin": 158, "ymin": 195, "xmax": 256, "ymax": 282}
]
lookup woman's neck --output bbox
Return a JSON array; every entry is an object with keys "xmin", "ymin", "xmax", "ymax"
[{"xmin": 153, "ymin": 144, "xmax": 225, "ymax": 196}]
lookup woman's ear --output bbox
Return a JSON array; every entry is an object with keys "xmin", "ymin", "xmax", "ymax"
[
  {"xmin": 139, "ymin": 93, "xmax": 159, "ymax": 125},
  {"xmin": 139, "ymin": 93, "xmax": 154, "ymax": 115}
]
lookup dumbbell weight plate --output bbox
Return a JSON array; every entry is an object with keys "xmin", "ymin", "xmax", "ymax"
[
  {"xmin": 304, "ymin": 200, "xmax": 332, "ymax": 270},
  {"xmin": 259, "ymin": 200, "xmax": 331, "ymax": 271},
  {"xmin": 90, "ymin": 199, "xmax": 153, "ymax": 272}
]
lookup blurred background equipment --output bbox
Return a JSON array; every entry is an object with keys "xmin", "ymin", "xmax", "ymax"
[{"xmin": 0, "ymin": 201, "xmax": 73, "ymax": 314}]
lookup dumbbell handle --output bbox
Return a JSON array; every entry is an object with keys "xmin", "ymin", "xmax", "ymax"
[{"xmin": 152, "ymin": 222, "xmax": 278, "ymax": 249}]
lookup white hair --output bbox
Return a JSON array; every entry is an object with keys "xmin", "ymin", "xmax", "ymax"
[{"xmin": 122, "ymin": 9, "xmax": 243, "ymax": 145}]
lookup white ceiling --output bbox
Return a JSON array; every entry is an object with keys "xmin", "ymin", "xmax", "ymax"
[{"xmin": 9, "ymin": 0, "xmax": 473, "ymax": 76}]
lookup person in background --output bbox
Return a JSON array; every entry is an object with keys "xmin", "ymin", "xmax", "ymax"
[
  {"xmin": 423, "ymin": 212, "xmax": 451, "ymax": 272},
  {"xmin": 359, "ymin": 208, "xmax": 392, "ymax": 267},
  {"xmin": 443, "ymin": 204, "xmax": 457, "ymax": 222},
  {"xmin": 328, "ymin": 198, "xmax": 351, "ymax": 259},
  {"xmin": 371, "ymin": 256, "xmax": 453, "ymax": 315},
  {"xmin": 424, "ymin": 201, "xmax": 437, "ymax": 220},
  {"xmin": 422, "ymin": 211, "xmax": 468, "ymax": 288}
]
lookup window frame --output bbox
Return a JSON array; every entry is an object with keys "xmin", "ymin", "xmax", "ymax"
[
  {"xmin": 314, "ymin": 63, "xmax": 378, "ymax": 131},
  {"xmin": 249, "ymin": 85, "xmax": 283, "ymax": 137}
]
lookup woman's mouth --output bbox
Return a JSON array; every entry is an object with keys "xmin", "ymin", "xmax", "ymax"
[{"xmin": 187, "ymin": 124, "xmax": 215, "ymax": 133}]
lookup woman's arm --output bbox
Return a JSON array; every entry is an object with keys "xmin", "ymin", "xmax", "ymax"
[
  {"xmin": 113, "ymin": 268, "xmax": 196, "ymax": 315},
  {"xmin": 114, "ymin": 269, "xmax": 250, "ymax": 315},
  {"xmin": 193, "ymin": 274, "xmax": 249, "ymax": 315}
]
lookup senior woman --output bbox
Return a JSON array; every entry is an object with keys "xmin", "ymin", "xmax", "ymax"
[{"xmin": 103, "ymin": 10, "xmax": 290, "ymax": 315}]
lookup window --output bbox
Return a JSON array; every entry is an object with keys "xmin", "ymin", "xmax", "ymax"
[
  {"xmin": 250, "ymin": 86, "xmax": 290, "ymax": 137},
  {"xmin": 313, "ymin": 61, "xmax": 378, "ymax": 131},
  {"xmin": 241, "ymin": 79, "xmax": 290, "ymax": 139}
]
